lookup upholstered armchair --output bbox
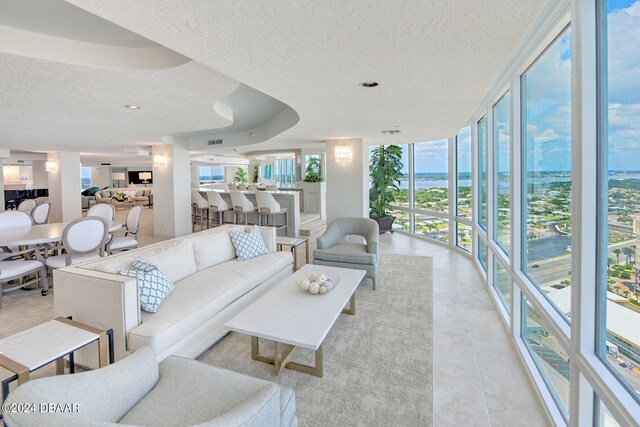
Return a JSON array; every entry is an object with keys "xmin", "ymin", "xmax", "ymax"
[
  {"xmin": 3, "ymin": 347, "xmax": 298, "ymax": 427},
  {"xmin": 313, "ymin": 217, "xmax": 379, "ymax": 289}
]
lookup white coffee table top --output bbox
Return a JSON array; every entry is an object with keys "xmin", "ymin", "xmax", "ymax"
[
  {"xmin": 0, "ymin": 319, "xmax": 99, "ymax": 370},
  {"xmin": 225, "ymin": 265, "xmax": 365, "ymax": 350}
]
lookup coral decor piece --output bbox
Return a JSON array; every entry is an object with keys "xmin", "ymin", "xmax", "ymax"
[{"xmin": 297, "ymin": 271, "xmax": 340, "ymax": 294}]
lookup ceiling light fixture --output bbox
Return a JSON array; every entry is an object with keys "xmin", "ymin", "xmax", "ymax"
[
  {"xmin": 360, "ymin": 81, "xmax": 379, "ymax": 88},
  {"xmin": 124, "ymin": 104, "xmax": 141, "ymax": 109},
  {"xmin": 381, "ymin": 129, "xmax": 401, "ymax": 135}
]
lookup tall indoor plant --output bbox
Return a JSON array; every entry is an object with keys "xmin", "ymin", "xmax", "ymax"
[{"xmin": 369, "ymin": 144, "xmax": 404, "ymax": 233}]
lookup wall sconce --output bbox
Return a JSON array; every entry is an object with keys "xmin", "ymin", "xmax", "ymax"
[
  {"xmin": 45, "ymin": 161, "xmax": 58, "ymax": 172},
  {"xmin": 153, "ymin": 154, "xmax": 168, "ymax": 167},
  {"xmin": 335, "ymin": 146, "xmax": 352, "ymax": 162}
]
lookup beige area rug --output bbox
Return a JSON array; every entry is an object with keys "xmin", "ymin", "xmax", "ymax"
[{"xmin": 199, "ymin": 254, "xmax": 433, "ymax": 427}]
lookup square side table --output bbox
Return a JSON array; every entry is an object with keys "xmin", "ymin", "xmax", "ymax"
[
  {"xmin": 0, "ymin": 317, "xmax": 113, "ymax": 402},
  {"xmin": 276, "ymin": 237, "xmax": 310, "ymax": 271}
]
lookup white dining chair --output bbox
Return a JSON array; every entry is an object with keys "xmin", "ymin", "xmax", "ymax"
[
  {"xmin": 30, "ymin": 202, "xmax": 50, "ymax": 225},
  {"xmin": 205, "ymin": 191, "xmax": 231, "ymax": 227},
  {"xmin": 107, "ymin": 206, "xmax": 143, "ymax": 254},
  {"xmin": 255, "ymin": 191, "xmax": 288, "ymax": 232},
  {"xmin": 0, "ymin": 211, "xmax": 33, "ymax": 257},
  {"xmin": 17, "ymin": 199, "xmax": 37, "ymax": 213},
  {"xmin": 87, "ymin": 203, "xmax": 115, "ymax": 221},
  {"xmin": 0, "ymin": 250, "xmax": 48, "ymax": 307},
  {"xmin": 191, "ymin": 190, "xmax": 209, "ymax": 231},
  {"xmin": 45, "ymin": 217, "xmax": 109, "ymax": 270},
  {"xmin": 230, "ymin": 190, "xmax": 258, "ymax": 225}
]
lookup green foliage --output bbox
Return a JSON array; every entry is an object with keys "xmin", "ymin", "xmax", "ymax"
[
  {"xmin": 252, "ymin": 165, "xmax": 259, "ymax": 183},
  {"xmin": 234, "ymin": 168, "xmax": 248, "ymax": 184},
  {"xmin": 369, "ymin": 145, "xmax": 404, "ymax": 218},
  {"xmin": 304, "ymin": 156, "xmax": 322, "ymax": 182}
]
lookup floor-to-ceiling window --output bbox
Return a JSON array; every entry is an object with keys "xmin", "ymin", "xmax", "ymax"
[
  {"xmin": 456, "ymin": 126, "xmax": 473, "ymax": 252},
  {"xmin": 478, "ymin": 117, "xmax": 488, "ymax": 231},
  {"xmin": 81, "ymin": 167, "xmax": 92, "ymax": 190},
  {"xmin": 521, "ymin": 28, "xmax": 572, "ymax": 316},
  {"xmin": 598, "ymin": 0, "xmax": 640, "ymax": 404},
  {"xmin": 493, "ymin": 92, "xmax": 511, "ymax": 254},
  {"xmin": 198, "ymin": 165, "xmax": 224, "ymax": 184}
]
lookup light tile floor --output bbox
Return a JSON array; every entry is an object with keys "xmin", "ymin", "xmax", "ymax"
[{"xmin": 373, "ymin": 232, "xmax": 549, "ymax": 427}]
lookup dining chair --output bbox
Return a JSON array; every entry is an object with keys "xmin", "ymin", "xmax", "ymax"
[
  {"xmin": 107, "ymin": 206, "xmax": 143, "ymax": 254},
  {"xmin": 17, "ymin": 199, "xmax": 37, "ymax": 213},
  {"xmin": 229, "ymin": 190, "xmax": 258, "ymax": 225},
  {"xmin": 191, "ymin": 190, "xmax": 209, "ymax": 231},
  {"xmin": 35, "ymin": 197, "xmax": 49, "ymax": 205},
  {"xmin": 237, "ymin": 185, "xmax": 248, "ymax": 191},
  {"xmin": 0, "ymin": 211, "xmax": 33, "ymax": 257},
  {"xmin": 30, "ymin": 202, "xmax": 50, "ymax": 225},
  {"xmin": 45, "ymin": 217, "xmax": 109, "ymax": 270},
  {"xmin": 228, "ymin": 184, "xmax": 239, "ymax": 191},
  {"xmin": 255, "ymin": 191, "xmax": 287, "ymax": 232},
  {"xmin": 247, "ymin": 185, "xmax": 258, "ymax": 191},
  {"xmin": 87, "ymin": 203, "xmax": 115, "ymax": 221},
  {"xmin": 0, "ymin": 248, "xmax": 48, "ymax": 307},
  {"xmin": 205, "ymin": 191, "xmax": 231, "ymax": 227}
]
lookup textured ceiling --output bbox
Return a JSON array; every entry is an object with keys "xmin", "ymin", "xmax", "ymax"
[{"xmin": 65, "ymin": 0, "xmax": 548, "ymax": 150}]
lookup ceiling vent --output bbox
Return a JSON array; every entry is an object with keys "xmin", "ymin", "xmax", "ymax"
[
  {"xmin": 208, "ymin": 139, "xmax": 223, "ymax": 145},
  {"xmin": 381, "ymin": 129, "xmax": 401, "ymax": 135},
  {"xmin": 100, "ymin": 162, "xmax": 111, "ymax": 166}
]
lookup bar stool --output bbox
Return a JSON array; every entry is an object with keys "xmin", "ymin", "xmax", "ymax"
[
  {"xmin": 205, "ymin": 191, "xmax": 232, "ymax": 227},
  {"xmin": 229, "ymin": 191, "xmax": 258, "ymax": 225},
  {"xmin": 191, "ymin": 190, "xmax": 209, "ymax": 231},
  {"xmin": 255, "ymin": 191, "xmax": 287, "ymax": 234}
]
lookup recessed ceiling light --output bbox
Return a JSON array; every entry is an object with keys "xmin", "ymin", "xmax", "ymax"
[
  {"xmin": 360, "ymin": 81, "xmax": 379, "ymax": 88},
  {"xmin": 124, "ymin": 105, "xmax": 141, "ymax": 109}
]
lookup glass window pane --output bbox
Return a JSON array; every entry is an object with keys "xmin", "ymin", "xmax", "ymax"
[
  {"xmin": 456, "ymin": 126, "xmax": 472, "ymax": 220},
  {"xmin": 199, "ymin": 166, "xmax": 212, "ymax": 184},
  {"xmin": 597, "ymin": 398, "xmax": 622, "ymax": 427},
  {"xmin": 523, "ymin": 298, "xmax": 570, "ymax": 415},
  {"xmin": 494, "ymin": 92, "xmax": 511, "ymax": 254},
  {"xmin": 457, "ymin": 223, "xmax": 472, "ymax": 253},
  {"xmin": 212, "ymin": 166, "xmax": 224, "ymax": 181},
  {"xmin": 415, "ymin": 215, "xmax": 448, "ymax": 243},
  {"xmin": 389, "ymin": 209, "xmax": 410, "ymax": 232},
  {"xmin": 493, "ymin": 258, "xmax": 511, "ymax": 313},
  {"xmin": 600, "ymin": 0, "xmax": 640, "ymax": 398},
  {"xmin": 478, "ymin": 238, "xmax": 488, "ymax": 271},
  {"xmin": 414, "ymin": 139, "xmax": 448, "ymax": 213},
  {"xmin": 81, "ymin": 167, "xmax": 92, "ymax": 190},
  {"xmin": 390, "ymin": 144, "xmax": 410, "ymax": 208},
  {"xmin": 478, "ymin": 117, "xmax": 488, "ymax": 231},
  {"xmin": 521, "ymin": 29, "xmax": 572, "ymax": 316}
]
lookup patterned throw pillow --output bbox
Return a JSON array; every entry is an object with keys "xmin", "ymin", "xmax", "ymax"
[
  {"xmin": 118, "ymin": 258, "xmax": 174, "ymax": 313},
  {"xmin": 229, "ymin": 225, "xmax": 270, "ymax": 261}
]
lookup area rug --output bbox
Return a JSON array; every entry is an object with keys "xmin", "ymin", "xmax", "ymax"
[{"xmin": 199, "ymin": 254, "xmax": 433, "ymax": 426}]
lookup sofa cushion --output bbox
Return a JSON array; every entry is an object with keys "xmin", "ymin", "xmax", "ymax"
[
  {"xmin": 119, "ymin": 260, "xmax": 174, "ymax": 313},
  {"xmin": 135, "ymin": 190, "xmax": 144, "ymax": 197},
  {"xmin": 313, "ymin": 242, "xmax": 377, "ymax": 265},
  {"xmin": 127, "ymin": 251, "xmax": 292, "ymax": 355},
  {"xmin": 143, "ymin": 189, "xmax": 152, "ymax": 196},
  {"xmin": 229, "ymin": 225, "xmax": 269, "ymax": 261},
  {"xmin": 187, "ymin": 229, "xmax": 237, "ymax": 271},
  {"xmin": 86, "ymin": 238, "xmax": 197, "ymax": 283},
  {"xmin": 120, "ymin": 356, "xmax": 281, "ymax": 426},
  {"xmin": 141, "ymin": 239, "xmax": 197, "ymax": 283}
]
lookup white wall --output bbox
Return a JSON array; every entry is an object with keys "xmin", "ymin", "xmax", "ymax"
[
  {"xmin": 152, "ymin": 139, "xmax": 191, "ymax": 238},
  {"xmin": 91, "ymin": 166, "xmax": 111, "ymax": 189},
  {"xmin": 325, "ymin": 139, "xmax": 369, "ymax": 223},
  {"xmin": 33, "ymin": 161, "xmax": 47, "ymax": 188},
  {"xmin": 47, "ymin": 152, "xmax": 81, "ymax": 222}
]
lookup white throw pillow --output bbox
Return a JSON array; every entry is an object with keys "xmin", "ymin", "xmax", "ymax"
[
  {"xmin": 188, "ymin": 230, "xmax": 237, "ymax": 270},
  {"xmin": 229, "ymin": 225, "xmax": 269, "ymax": 261}
]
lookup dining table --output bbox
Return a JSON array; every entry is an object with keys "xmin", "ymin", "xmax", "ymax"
[{"xmin": 0, "ymin": 220, "xmax": 122, "ymax": 247}]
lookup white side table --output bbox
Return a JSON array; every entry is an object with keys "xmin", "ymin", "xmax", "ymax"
[
  {"xmin": 276, "ymin": 237, "xmax": 310, "ymax": 271},
  {"xmin": 0, "ymin": 317, "xmax": 114, "ymax": 402}
]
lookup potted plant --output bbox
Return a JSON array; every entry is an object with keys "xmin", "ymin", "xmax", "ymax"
[
  {"xmin": 234, "ymin": 168, "xmax": 248, "ymax": 185},
  {"xmin": 303, "ymin": 156, "xmax": 322, "ymax": 182},
  {"xmin": 369, "ymin": 145, "xmax": 404, "ymax": 233}
]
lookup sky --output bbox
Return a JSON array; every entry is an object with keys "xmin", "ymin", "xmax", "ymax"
[{"xmin": 376, "ymin": 0, "xmax": 639, "ymax": 174}]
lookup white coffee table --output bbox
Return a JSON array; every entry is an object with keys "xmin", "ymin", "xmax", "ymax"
[{"xmin": 225, "ymin": 264, "xmax": 365, "ymax": 377}]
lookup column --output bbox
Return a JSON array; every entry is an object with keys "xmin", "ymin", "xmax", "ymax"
[
  {"xmin": 152, "ymin": 138, "xmax": 191, "ymax": 238},
  {"xmin": 47, "ymin": 152, "xmax": 82, "ymax": 223},
  {"xmin": 325, "ymin": 138, "xmax": 368, "ymax": 223}
]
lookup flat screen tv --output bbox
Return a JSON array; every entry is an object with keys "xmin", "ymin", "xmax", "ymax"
[{"xmin": 128, "ymin": 171, "xmax": 153, "ymax": 185}]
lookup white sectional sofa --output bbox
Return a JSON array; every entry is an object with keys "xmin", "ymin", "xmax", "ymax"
[{"xmin": 54, "ymin": 225, "xmax": 293, "ymax": 367}]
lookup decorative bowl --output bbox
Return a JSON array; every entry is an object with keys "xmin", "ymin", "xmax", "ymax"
[{"xmin": 296, "ymin": 271, "xmax": 340, "ymax": 295}]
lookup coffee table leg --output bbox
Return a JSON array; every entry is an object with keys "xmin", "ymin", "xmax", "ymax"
[
  {"xmin": 286, "ymin": 345, "xmax": 323, "ymax": 377},
  {"xmin": 305, "ymin": 239, "xmax": 310, "ymax": 265},
  {"xmin": 251, "ymin": 336, "xmax": 275, "ymax": 365},
  {"xmin": 55, "ymin": 358, "xmax": 65, "ymax": 375},
  {"xmin": 250, "ymin": 337, "xmax": 323, "ymax": 377},
  {"xmin": 342, "ymin": 292, "xmax": 356, "ymax": 315},
  {"xmin": 98, "ymin": 332, "xmax": 109, "ymax": 368}
]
